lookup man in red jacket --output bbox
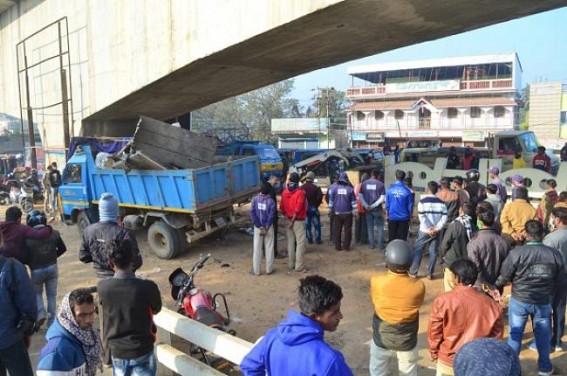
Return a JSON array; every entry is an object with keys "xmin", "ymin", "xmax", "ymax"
[
  {"xmin": 0, "ymin": 206, "xmax": 52, "ymax": 260},
  {"xmin": 533, "ymin": 146, "xmax": 552, "ymax": 173},
  {"xmin": 280, "ymin": 172, "xmax": 307, "ymax": 273}
]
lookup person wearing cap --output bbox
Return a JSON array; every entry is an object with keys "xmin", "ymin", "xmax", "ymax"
[
  {"xmin": 537, "ymin": 179, "xmax": 559, "ymax": 232},
  {"xmin": 359, "ymin": 169, "xmax": 386, "ymax": 251},
  {"xmin": 250, "ymin": 182, "xmax": 276, "ymax": 276},
  {"xmin": 488, "ymin": 167, "xmax": 507, "ymax": 204},
  {"xmin": 79, "ymin": 192, "xmax": 142, "ymax": 278},
  {"xmin": 369, "ymin": 240, "xmax": 425, "ymax": 376},
  {"xmin": 280, "ymin": 173, "xmax": 308, "ymax": 272},
  {"xmin": 79, "ymin": 192, "xmax": 143, "ymax": 365},
  {"xmin": 428, "ymin": 259, "xmax": 503, "ymax": 375},
  {"xmin": 301, "ymin": 171, "xmax": 323, "ymax": 245},
  {"xmin": 510, "ymin": 174, "xmax": 525, "ymax": 201},
  {"xmin": 328, "ymin": 172, "xmax": 357, "ymax": 251},
  {"xmin": 453, "ymin": 338, "xmax": 521, "ymax": 376},
  {"xmin": 533, "ymin": 146, "xmax": 552, "ymax": 173}
]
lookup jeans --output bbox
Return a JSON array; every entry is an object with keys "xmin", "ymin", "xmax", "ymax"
[
  {"xmin": 112, "ymin": 350, "xmax": 157, "ymax": 376},
  {"xmin": 366, "ymin": 209, "xmax": 384, "ymax": 250},
  {"xmin": 552, "ymin": 283, "xmax": 567, "ymax": 348},
  {"xmin": 369, "ymin": 341, "xmax": 417, "ymax": 376},
  {"xmin": 31, "ymin": 263, "xmax": 58, "ymax": 325},
  {"xmin": 0, "ymin": 339, "xmax": 34, "ymax": 376},
  {"xmin": 50, "ymin": 186, "xmax": 59, "ymax": 211},
  {"xmin": 305, "ymin": 205, "xmax": 321, "ymax": 243},
  {"xmin": 507, "ymin": 297, "xmax": 553, "ymax": 373},
  {"xmin": 355, "ymin": 213, "xmax": 368, "ymax": 244},
  {"xmin": 409, "ymin": 231, "xmax": 439, "ymax": 277}
]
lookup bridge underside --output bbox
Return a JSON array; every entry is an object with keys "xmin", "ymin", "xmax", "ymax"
[{"xmin": 83, "ymin": 0, "xmax": 567, "ymax": 135}]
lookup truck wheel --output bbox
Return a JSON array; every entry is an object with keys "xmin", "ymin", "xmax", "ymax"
[
  {"xmin": 77, "ymin": 211, "xmax": 91, "ymax": 235},
  {"xmin": 148, "ymin": 221, "xmax": 180, "ymax": 260}
]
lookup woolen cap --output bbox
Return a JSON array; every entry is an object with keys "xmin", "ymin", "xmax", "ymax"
[{"xmin": 99, "ymin": 192, "xmax": 119, "ymax": 222}]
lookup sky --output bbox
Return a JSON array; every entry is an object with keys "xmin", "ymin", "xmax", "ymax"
[{"xmin": 291, "ymin": 7, "xmax": 567, "ymax": 108}]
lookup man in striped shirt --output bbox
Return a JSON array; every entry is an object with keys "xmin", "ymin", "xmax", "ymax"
[{"xmin": 409, "ymin": 181, "xmax": 447, "ymax": 280}]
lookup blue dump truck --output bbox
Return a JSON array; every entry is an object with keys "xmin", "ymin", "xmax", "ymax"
[
  {"xmin": 216, "ymin": 141, "xmax": 283, "ymax": 180},
  {"xmin": 59, "ymin": 144, "xmax": 260, "ymax": 259}
]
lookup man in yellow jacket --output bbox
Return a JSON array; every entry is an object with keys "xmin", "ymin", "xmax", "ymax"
[
  {"xmin": 500, "ymin": 186, "xmax": 537, "ymax": 246},
  {"xmin": 369, "ymin": 240, "xmax": 425, "ymax": 376}
]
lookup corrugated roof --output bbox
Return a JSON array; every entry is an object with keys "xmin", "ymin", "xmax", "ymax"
[
  {"xmin": 351, "ymin": 97, "xmax": 517, "ymax": 111},
  {"xmin": 351, "ymin": 100, "xmax": 415, "ymax": 111},
  {"xmin": 431, "ymin": 97, "xmax": 517, "ymax": 107}
]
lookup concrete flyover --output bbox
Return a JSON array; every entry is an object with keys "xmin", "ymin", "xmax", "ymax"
[{"xmin": 1, "ymin": 0, "xmax": 566, "ymax": 157}]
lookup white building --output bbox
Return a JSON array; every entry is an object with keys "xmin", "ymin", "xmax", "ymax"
[{"xmin": 346, "ymin": 54, "xmax": 522, "ymax": 147}]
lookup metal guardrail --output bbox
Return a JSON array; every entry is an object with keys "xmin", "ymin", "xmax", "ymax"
[{"xmin": 153, "ymin": 308, "xmax": 254, "ymax": 376}]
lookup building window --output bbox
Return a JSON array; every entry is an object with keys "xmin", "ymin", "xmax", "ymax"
[
  {"xmin": 374, "ymin": 110, "xmax": 384, "ymax": 120},
  {"xmin": 356, "ymin": 111, "xmax": 365, "ymax": 121},
  {"xmin": 447, "ymin": 108, "xmax": 458, "ymax": 119},
  {"xmin": 470, "ymin": 107, "xmax": 481, "ymax": 118},
  {"xmin": 494, "ymin": 106, "xmax": 505, "ymax": 118},
  {"xmin": 394, "ymin": 110, "xmax": 404, "ymax": 120}
]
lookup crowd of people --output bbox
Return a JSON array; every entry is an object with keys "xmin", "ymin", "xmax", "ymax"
[
  {"xmin": 245, "ymin": 166, "xmax": 567, "ymax": 376},
  {"xmin": 0, "ymin": 193, "xmax": 159, "ymax": 376},
  {"xmin": 1, "ymin": 157, "xmax": 566, "ymax": 375}
]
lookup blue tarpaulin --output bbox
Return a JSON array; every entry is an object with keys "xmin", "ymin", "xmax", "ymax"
[{"xmin": 67, "ymin": 137, "xmax": 132, "ymax": 160}]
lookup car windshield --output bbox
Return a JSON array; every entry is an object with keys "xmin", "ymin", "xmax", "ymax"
[
  {"xmin": 519, "ymin": 132, "xmax": 539, "ymax": 153},
  {"xmin": 257, "ymin": 147, "xmax": 280, "ymax": 159}
]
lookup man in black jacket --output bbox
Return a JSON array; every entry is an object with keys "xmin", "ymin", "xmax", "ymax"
[
  {"xmin": 98, "ymin": 243, "xmax": 161, "ymax": 375},
  {"xmin": 79, "ymin": 193, "xmax": 142, "ymax": 278},
  {"xmin": 439, "ymin": 202, "xmax": 477, "ymax": 291},
  {"xmin": 495, "ymin": 220, "xmax": 564, "ymax": 376}
]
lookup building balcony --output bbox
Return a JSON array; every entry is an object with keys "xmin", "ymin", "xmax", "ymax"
[{"xmin": 346, "ymin": 79, "xmax": 515, "ymax": 99}]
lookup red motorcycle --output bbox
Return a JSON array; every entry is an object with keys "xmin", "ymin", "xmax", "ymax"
[{"xmin": 168, "ymin": 253, "xmax": 233, "ymax": 367}]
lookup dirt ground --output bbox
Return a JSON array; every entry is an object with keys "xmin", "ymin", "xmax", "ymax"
[{"xmin": 19, "ymin": 204, "xmax": 566, "ymax": 375}]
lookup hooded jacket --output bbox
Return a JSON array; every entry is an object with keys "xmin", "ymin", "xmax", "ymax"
[
  {"xmin": 240, "ymin": 310, "xmax": 353, "ymax": 376},
  {"xmin": 37, "ymin": 319, "xmax": 86, "ymax": 375}
]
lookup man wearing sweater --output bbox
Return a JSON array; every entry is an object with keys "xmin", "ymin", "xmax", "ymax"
[
  {"xmin": 0, "ymin": 206, "xmax": 52, "ymax": 260},
  {"xmin": 385, "ymin": 170, "xmax": 414, "ymax": 242},
  {"xmin": 98, "ymin": 244, "xmax": 162, "ymax": 375},
  {"xmin": 328, "ymin": 173, "xmax": 357, "ymax": 251},
  {"xmin": 409, "ymin": 181, "xmax": 447, "ymax": 279},
  {"xmin": 500, "ymin": 186, "xmax": 537, "ymax": 246}
]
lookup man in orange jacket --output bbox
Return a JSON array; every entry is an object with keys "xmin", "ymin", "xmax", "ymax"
[{"xmin": 280, "ymin": 172, "xmax": 308, "ymax": 273}]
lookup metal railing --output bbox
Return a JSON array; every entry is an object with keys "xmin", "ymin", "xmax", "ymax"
[{"xmin": 153, "ymin": 308, "xmax": 254, "ymax": 376}]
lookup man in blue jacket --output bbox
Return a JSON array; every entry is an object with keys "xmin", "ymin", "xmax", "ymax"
[
  {"xmin": 385, "ymin": 170, "xmax": 414, "ymax": 242},
  {"xmin": 0, "ymin": 251, "xmax": 37, "ymax": 376},
  {"xmin": 37, "ymin": 288, "xmax": 102, "ymax": 376},
  {"xmin": 240, "ymin": 275, "xmax": 354, "ymax": 376}
]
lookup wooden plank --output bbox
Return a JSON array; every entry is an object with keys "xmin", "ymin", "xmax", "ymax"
[{"xmin": 133, "ymin": 116, "xmax": 219, "ymax": 169}]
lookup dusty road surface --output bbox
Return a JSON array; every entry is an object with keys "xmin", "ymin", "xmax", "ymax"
[{"xmin": 19, "ymin": 205, "xmax": 566, "ymax": 375}]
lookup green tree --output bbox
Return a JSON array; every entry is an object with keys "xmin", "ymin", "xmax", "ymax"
[
  {"xmin": 309, "ymin": 88, "xmax": 348, "ymax": 129},
  {"xmin": 519, "ymin": 84, "xmax": 529, "ymax": 130},
  {"xmin": 191, "ymin": 79, "xmax": 299, "ymax": 143}
]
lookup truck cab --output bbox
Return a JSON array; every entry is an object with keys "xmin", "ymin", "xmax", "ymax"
[
  {"xmin": 492, "ymin": 130, "xmax": 559, "ymax": 174},
  {"xmin": 217, "ymin": 141, "xmax": 283, "ymax": 180}
]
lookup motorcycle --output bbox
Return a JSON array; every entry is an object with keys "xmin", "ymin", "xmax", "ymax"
[
  {"xmin": 6, "ymin": 179, "xmax": 35, "ymax": 213},
  {"xmin": 168, "ymin": 253, "xmax": 234, "ymax": 368}
]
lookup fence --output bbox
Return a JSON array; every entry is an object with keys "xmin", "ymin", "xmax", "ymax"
[{"xmin": 154, "ymin": 308, "xmax": 254, "ymax": 376}]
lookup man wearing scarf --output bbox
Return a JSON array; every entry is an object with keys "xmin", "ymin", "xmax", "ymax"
[
  {"xmin": 37, "ymin": 288, "xmax": 102, "ymax": 376},
  {"xmin": 280, "ymin": 172, "xmax": 307, "ymax": 273},
  {"xmin": 439, "ymin": 203, "xmax": 477, "ymax": 291}
]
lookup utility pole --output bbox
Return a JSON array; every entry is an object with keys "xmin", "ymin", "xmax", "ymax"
[{"xmin": 326, "ymin": 89, "xmax": 330, "ymax": 149}]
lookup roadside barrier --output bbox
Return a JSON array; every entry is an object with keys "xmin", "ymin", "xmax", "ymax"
[{"xmin": 154, "ymin": 307, "xmax": 254, "ymax": 376}]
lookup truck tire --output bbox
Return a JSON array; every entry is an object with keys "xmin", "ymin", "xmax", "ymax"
[
  {"xmin": 148, "ymin": 221, "xmax": 180, "ymax": 260},
  {"xmin": 77, "ymin": 211, "xmax": 91, "ymax": 235}
]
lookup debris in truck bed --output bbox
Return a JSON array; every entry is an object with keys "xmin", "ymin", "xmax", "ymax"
[{"xmin": 131, "ymin": 116, "xmax": 219, "ymax": 169}]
